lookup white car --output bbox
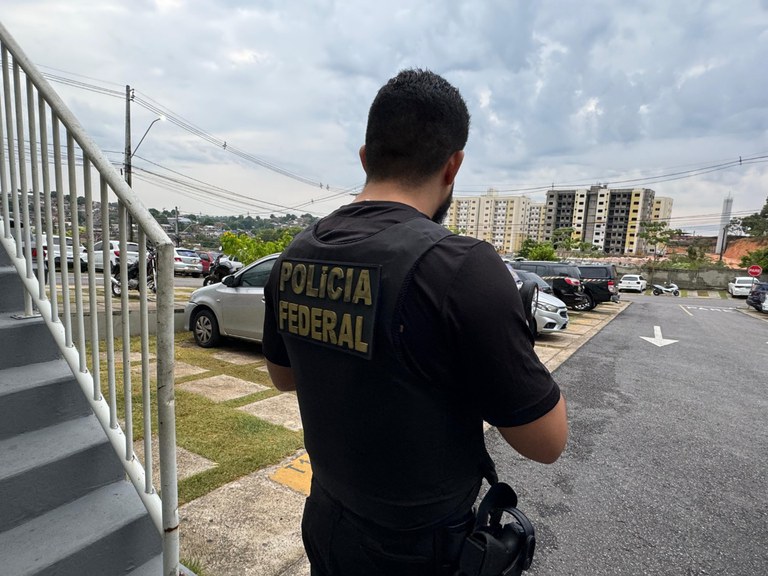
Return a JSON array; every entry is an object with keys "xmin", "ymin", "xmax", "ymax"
[
  {"xmin": 174, "ymin": 248, "xmax": 203, "ymax": 277},
  {"xmin": 533, "ymin": 291, "xmax": 569, "ymax": 335},
  {"xmin": 184, "ymin": 253, "xmax": 278, "ymax": 347},
  {"xmin": 727, "ymin": 276, "xmax": 757, "ymax": 297},
  {"xmin": 29, "ymin": 234, "xmax": 87, "ymax": 271},
  {"xmin": 618, "ymin": 274, "xmax": 647, "ymax": 292},
  {"xmin": 82, "ymin": 240, "xmax": 140, "ymax": 271},
  {"xmin": 220, "ymin": 254, "xmax": 244, "ymax": 271}
]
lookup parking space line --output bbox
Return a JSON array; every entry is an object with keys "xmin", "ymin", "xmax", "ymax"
[{"xmin": 679, "ymin": 304, "xmax": 693, "ymax": 316}]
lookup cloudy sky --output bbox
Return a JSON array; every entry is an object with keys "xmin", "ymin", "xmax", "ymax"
[{"xmin": 3, "ymin": 0, "xmax": 768, "ymax": 234}]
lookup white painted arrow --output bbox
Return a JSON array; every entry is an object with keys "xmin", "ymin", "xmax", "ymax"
[{"xmin": 640, "ymin": 325, "xmax": 678, "ymax": 347}]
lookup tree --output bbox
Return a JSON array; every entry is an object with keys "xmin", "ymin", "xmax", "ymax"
[
  {"xmin": 552, "ymin": 227, "xmax": 576, "ymax": 257},
  {"xmin": 740, "ymin": 246, "xmax": 768, "ymax": 269},
  {"xmin": 730, "ymin": 196, "xmax": 768, "ymax": 237},
  {"xmin": 516, "ymin": 238, "xmax": 538, "ymax": 259},
  {"xmin": 527, "ymin": 243, "xmax": 558, "ymax": 261},
  {"xmin": 638, "ymin": 221, "xmax": 683, "ymax": 257},
  {"xmin": 219, "ymin": 230, "xmax": 296, "ymax": 265}
]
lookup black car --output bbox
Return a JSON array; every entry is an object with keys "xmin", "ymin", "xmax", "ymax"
[
  {"xmin": 746, "ymin": 282, "xmax": 768, "ymax": 313},
  {"xmin": 509, "ymin": 261, "xmax": 588, "ymax": 310},
  {"xmin": 577, "ymin": 264, "xmax": 621, "ymax": 310}
]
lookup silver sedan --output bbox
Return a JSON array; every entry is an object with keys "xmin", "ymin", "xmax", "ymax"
[{"xmin": 184, "ymin": 253, "xmax": 279, "ymax": 347}]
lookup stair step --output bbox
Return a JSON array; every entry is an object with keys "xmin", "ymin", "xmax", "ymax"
[
  {"xmin": 0, "ymin": 313, "xmax": 61, "ymax": 369},
  {"xmin": 0, "ymin": 480, "xmax": 161, "ymax": 576},
  {"xmin": 0, "ymin": 415, "xmax": 124, "ymax": 532},
  {"xmin": 0, "ymin": 358, "xmax": 91, "ymax": 439},
  {"xmin": 127, "ymin": 554, "xmax": 163, "ymax": 576},
  {"xmin": 0, "ymin": 264, "xmax": 26, "ymax": 313}
]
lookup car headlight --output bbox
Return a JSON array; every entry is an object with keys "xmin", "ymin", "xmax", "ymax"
[{"xmin": 537, "ymin": 301, "xmax": 559, "ymax": 312}]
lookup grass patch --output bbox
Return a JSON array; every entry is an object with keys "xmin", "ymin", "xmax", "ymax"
[{"xmin": 95, "ymin": 331, "xmax": 305, "ymax": 505}]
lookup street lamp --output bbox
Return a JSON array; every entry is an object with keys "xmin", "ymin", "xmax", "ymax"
[
  {"xmin": 124, "ymin": 114, "xmax": 164, "ymax": 240},
  {"xmin": 124, "ymin": 115, "xmax": 165, "ymax": 188}
]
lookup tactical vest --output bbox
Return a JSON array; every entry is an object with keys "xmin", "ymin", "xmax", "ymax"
[{"xmin": 274, "ymin": 215, "xmax": 486, "ymax": 530}]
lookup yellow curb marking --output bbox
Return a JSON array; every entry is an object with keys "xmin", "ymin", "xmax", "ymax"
[{"xmin": 270, "ymin": 454, "xmax": 312, "ymax": 495}]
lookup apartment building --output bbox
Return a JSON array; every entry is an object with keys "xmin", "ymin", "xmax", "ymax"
[
  {"xmin": 447, "ymin": 187, "xmax": 673, "ymax": 255},
  {"xmin": 544, "ymin": 186, "xmax": 664, "ymax": 255},
  {"xmin": 524, "ymin": 202, "xmax": 547, "ymax": 242},
  {"xmin": 653, "ymin": 196, "xmax": 674, "ymax": 223},
  {"xmin": 445, "ymin": 189, "xmax": 531, "ymax": 253}
]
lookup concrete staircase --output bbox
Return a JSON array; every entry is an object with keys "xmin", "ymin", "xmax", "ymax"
[{"xmin": 0, "ymin": 249, "xmax": 163, "ymax": 575}]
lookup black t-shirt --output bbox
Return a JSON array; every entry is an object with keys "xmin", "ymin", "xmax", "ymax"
[{"xmin": 264, "ymin": 201, "xmax": 559, "ymax": 428}]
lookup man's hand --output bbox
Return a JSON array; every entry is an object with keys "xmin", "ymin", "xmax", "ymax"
[
  {"xmin": 497, "ymin": 395, "xmax": 568, "ymax": 464},
  {"xmin": 266, "ymin": 360, "xmax": 297, "ymax": 392}
]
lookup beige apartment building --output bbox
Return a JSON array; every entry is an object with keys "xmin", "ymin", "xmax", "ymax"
[
  {"xmin": 447, "ymin": 186, "xmax": 673, "ymax": 256},
  {"xmin": 444, "ymin": 189, "xmax": 533, "ymax": 253},
  {"xmin": 653, "ymin": 196, "xmax": 674, "ymax": 223}
]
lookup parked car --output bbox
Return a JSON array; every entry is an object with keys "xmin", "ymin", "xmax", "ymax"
[
  {"xmin": 173, "ymin": 248, "xmax": 203, "ymax": 277},
  {"xmin": 29, "ymin": 234, "xmax": 87, "ymax": 271},
  {"xmin": 184, "ymin": 253, "xmax": 279, "ymax": 347},
  {"xmin": 577, "ymin": 264, "xmax": 620, "ymax": 309},
  {"xmin": 618, "ymin": 274, "xmax": 648, "ymax": 293},
  {"xmin": 508, "ymin": 260, "xmax": 588, "ymax": 310},
  {"xmin": 221, "ymin": 254, "xmax": 244, "ymax": 271},
  {"xmin": 513, "ymin": 269, "xmax": 554, "ymax": 295},
  {"xmin": 727, "ymin": 276, "xmax": 758, "ymax": 298},
  {"xmin": 506, "ymin": 266, "xmax": 565, "ymax": 336},
  {"xmin": 745, "ymin": 282, "xmax": 768, "ymax": 313},
  {"xmin": 196, "ymin": 250, "xmax": 217, "ymax": 274},
  {"xmin": 82, "ymin": 240, "xmax": 140, "ymax": 271},
  {"xmin": 532, "ymin": 291, "xmax": 569, "ymax": 335}
]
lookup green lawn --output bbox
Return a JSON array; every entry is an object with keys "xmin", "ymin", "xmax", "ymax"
[{"xmin": 96, "ymin": 332, "xmax": 305, "ymax": 505}]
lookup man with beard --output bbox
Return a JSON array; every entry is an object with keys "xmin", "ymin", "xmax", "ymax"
[{"xmin": 263, "ymin": 68, "xmax": 568, "ymax": 576}]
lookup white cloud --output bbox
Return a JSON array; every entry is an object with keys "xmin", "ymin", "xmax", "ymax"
[{"xmin": 0, "ymin": 0, "xmax": 766, "ymax": 233}]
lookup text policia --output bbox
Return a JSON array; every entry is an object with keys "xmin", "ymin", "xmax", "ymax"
[{"xmin": 276, "ymin": 260, "xmax": 380, "ymax": 357}]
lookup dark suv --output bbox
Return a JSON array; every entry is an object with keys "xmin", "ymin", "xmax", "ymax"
[
  {"xmin": 509, "ymin": 261, "xmax": 588, "ymax": 310},
  {"xmin": 746, "ymin": 282, "xmax": 768, "ymax": 313},
  {"xmin": 577, "ymin": 264, "xmax": 621, "ymax": 310}
]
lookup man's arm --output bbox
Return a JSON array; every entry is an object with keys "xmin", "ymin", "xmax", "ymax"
[
  {"xmin": 497, "ymin": 394, "xmax": 568, "ymax": 464},
  {"xmin": 266, "ymin": 360, "xmax": 297, "ymax": 392}
]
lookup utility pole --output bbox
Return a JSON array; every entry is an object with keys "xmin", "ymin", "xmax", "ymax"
[
  {"xmin": 175, "ymin": 206, "xmax": 180, "ymax": 247},
  {"xmin": 124, "ymin": 85, "xmax": 134, "ymax": 241}
]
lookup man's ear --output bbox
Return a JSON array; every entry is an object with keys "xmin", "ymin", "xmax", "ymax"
[
  {"xmin": 443, "ymin": 150, "xmax": 465, "ymax": 185},
  {"xmin": 359, "ymin": 145, "xmax": 367, "ymax": 172}
]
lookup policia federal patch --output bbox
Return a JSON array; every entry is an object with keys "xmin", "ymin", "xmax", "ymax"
[{"xmin": 276, "ymin": 258, "xmax": 381, "ymax": 359}]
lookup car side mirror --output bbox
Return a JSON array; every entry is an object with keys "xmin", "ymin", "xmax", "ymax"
[{"xmin": 222, "ymin": 275, "xmax": 236, "ymax": 287}]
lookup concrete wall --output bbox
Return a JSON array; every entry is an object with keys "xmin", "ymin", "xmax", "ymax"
[
  {"xmin": 616, "ymin": 266, "xmax": 765, "ymax": 290},
  {"xmin": 72, "ymin": 308, "xmax": 187, "ymax": 341}
]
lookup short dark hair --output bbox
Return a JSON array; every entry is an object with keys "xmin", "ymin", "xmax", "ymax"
[{"xmin": 364, "ymin": 68, "xmax": 470, "ymax": 186}]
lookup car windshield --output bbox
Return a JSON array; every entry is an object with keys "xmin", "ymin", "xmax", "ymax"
[
  {"xmin": 177, "ymin": 250, "xmax": 198, "ymax": 258},
  {"xmin": 622, "ymin": 276, "xmax": 639, "ymax": 281}
]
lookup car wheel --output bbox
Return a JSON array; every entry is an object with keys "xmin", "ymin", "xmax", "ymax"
[
  {"xmin": 194, "ymin": 309, "xmax": 221, "ymax": 348},
  {"xmin": 573, "ymin": 292, "xmax": 595, "ymax": 311}
]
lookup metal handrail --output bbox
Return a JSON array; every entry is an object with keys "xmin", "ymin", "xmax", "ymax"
[{"xmin": 0, "ymin": 21, "xmax": 179, "ymax": 576}]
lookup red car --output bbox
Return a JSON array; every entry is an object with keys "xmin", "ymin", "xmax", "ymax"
[{"xmin": 196, "ymin": 250, "xmax": 217, "ymax": 274}]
